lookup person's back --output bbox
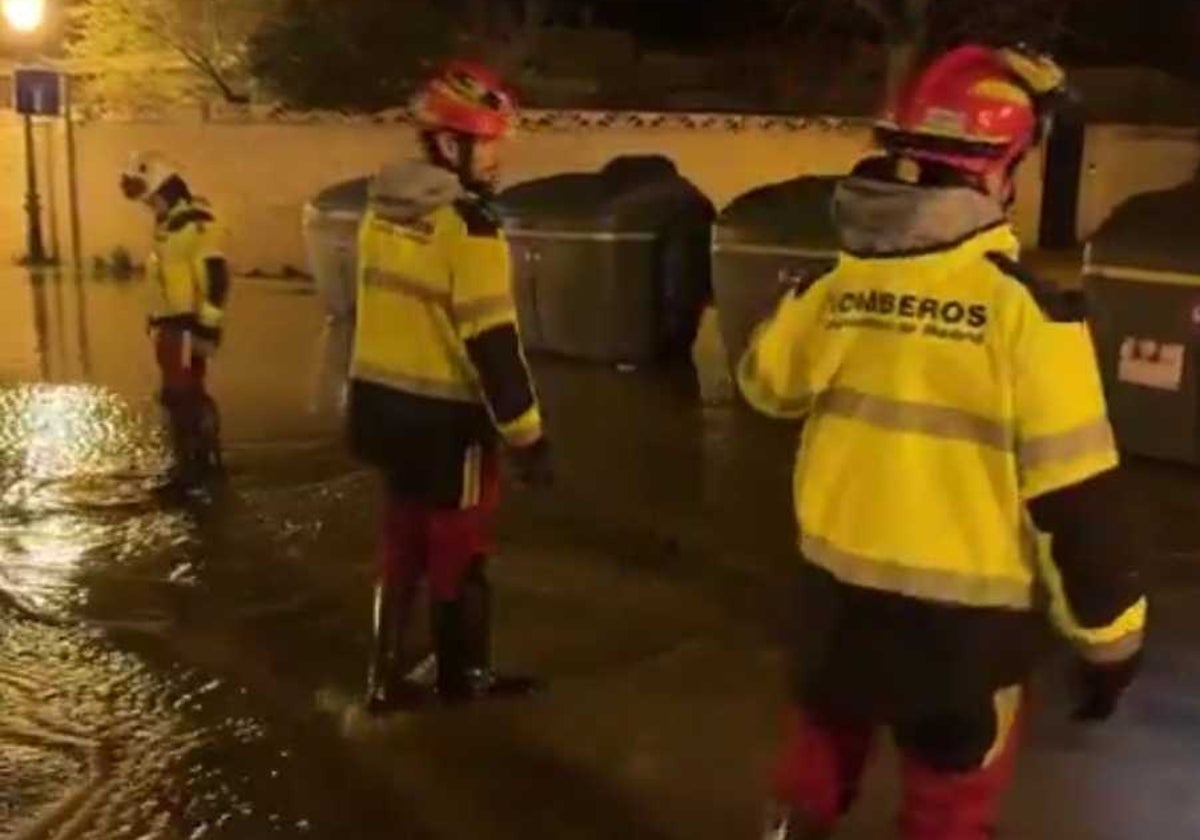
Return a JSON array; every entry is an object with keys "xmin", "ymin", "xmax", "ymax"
[
  {"xmin": 353, "ymin": 161, "xmax": 485, "ymax": 412},
  {"xmin": 751, "ymin": 158, "xmax": 1111, "ymax": 624},
  {"xmin": 346, "ymin": 61, "xmax": 552, "ymax": 715},
  {"xmin": 742, "ymin": 46, "xmax": 1146, "ymax": 840},
  {"xmin": 121, "ymin": 152, "xmax": 229, "ymax": 487},
  {"xmin": 349, "ymin": 159, "xmax": 538, "ymax": 489}
]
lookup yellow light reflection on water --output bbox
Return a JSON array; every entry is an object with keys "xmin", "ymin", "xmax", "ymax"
[{"xmin": 0, "ymin": 384, "xmax": 175, "ymax": 617}]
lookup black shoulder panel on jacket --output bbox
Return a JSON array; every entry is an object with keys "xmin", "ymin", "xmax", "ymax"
[
  {"xmin": 166, "ymin": 208, "xmax": 215, "ymax": 233},
  {"xmin": 986, "ymin": 251, "xmax": 1087, "ymax": 323},
  {"xmin": 790, "ymin": 261, "xmax": 837, "ymax": 299},
  {"xmin": 453, "ymin": 198, "xmax": 501, "ymax": 238},
  {"xmin": 465, "ymin": 324, "xmax": 536, "ymax": 425}
]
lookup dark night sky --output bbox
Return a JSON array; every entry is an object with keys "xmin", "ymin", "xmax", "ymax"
[{"xmin": 555, "ymin": 0, "xmax": 1200, "ymax": 77}]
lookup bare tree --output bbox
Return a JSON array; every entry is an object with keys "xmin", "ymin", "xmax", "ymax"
[
  {"xmin": 778, "ymin": 0, "xmax": 1071, "ymax": 100},
  {"xmin": 68, "ymin": 0, "xmax": 273, "ymax": 106},
  {"xmin": 480, "ymin": 0, "xmax": 553, "ymax": 75},
  {"xmin": 778, "ymin": 0, "xmax": 927, "ymax": 99}
]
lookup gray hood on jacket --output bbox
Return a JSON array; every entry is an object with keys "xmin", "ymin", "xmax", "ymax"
[
  {"xmin": 833, "ymin": 176, "xmax": 1006, "ymax": 257},
  {"xmin": 368, "ymin": 159, "xmax": 463, "ymax": 225}
]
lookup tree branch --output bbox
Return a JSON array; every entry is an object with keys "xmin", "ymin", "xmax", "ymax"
[{"xmin": 851, "ymin": 0, "xmax": 893, "ymax": 29}]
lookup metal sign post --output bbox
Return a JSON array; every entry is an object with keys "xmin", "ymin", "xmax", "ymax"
[
  {"xmin": 62, "ymin": 73, "xmax": 82, "ymax": 271},
  {"xmin": 14, "ymin": 65, "xmax": 62, "ymax": 266}
]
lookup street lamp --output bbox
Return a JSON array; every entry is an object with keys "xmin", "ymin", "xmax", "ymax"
[
  {"xmin": 3, "ymin": 0, "xmax": 45, "ymax": 34},
  {"xmin": 5, "ymin": 0, "xmax": 50, "ymax": 266}
]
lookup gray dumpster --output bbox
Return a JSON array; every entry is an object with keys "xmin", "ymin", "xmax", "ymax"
[
  {"xmin": 302, "ymin": 177, "xmax": 369, "ymax": 323},
  {"xmin": 498, "ymin": 155, "xmax": 715, "ymax": 365},
  {"xmin": 712, "ymin": 176, "xmax": 840, "ymax": 371},
  {"xmin": 1085, "ymin": 180, "xmax": 1200, "ymax": 463}
]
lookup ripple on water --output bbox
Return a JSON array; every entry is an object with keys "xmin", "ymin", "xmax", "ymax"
[
  {"xmin": 0, "ymin": 384, "xmax": 287, "ymax": 838},
  {"xmin": 0, "ymin": 383, "xmax": 189, "ymax": 620},
  {"xmin": 0, "ymin": 616, "xmax": 287, "ymax": 840}
]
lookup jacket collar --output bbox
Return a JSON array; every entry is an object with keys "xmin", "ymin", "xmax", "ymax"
[
  {"xmin": 833, "ymin": 175, "xmax": 1017, "ymax": 262},
  {"xmin": 369, "ymin": 159, "xmax": 464, "ymax": 225}
]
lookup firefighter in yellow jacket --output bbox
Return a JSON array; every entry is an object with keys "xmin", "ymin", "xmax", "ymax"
[
  {"xmin": 742, "ymin": 47, "xmax": 1146, "ymax": 839},
  {"xmin": 121, "ymin": 152, "xmax": 229, "ymax": 486},
  {"xmin": 349, "ymin": 62, "xmax": 552, "ymax": 713}
]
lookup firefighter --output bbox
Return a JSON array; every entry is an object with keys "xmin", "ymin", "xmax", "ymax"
[
  {"xmin": 348, "ymin": 61, "xmax": 553, "ymax": 714},
  {"xmin": 740, "ymin": 46, "xmax": 1146, "ymax": 839},
  {"xmin": 121, "ymin": 152, "xmax": 229, "ymax": 486}
]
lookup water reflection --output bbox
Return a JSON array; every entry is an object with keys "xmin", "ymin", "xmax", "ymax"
[
  {"xmin": 0, "ymin": 268, "xmax": 796, "ymax": 839},
  {"xmin": 0, "ymin": 383, "xmax": 176, "ymax": 616},
  {"xmin": 0, "ymin": 617, "xmax": 278, "ymax": 840},
  {"xmin": 0, "ymin": 271, "xmax": 340, "ymax": 837}
]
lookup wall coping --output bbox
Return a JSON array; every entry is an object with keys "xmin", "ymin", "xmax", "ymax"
[
  {"xmin": 11, "ymin": 101, "xmax": 1195, "ymax": 134},
  {"xmin": 54, "ymin": 103, "xmax": 871, "ymax": 133}
]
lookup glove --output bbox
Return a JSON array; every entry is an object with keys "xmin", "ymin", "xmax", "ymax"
[
  {"xmin": 509, "ymin": 438, "xmax": 554, "ymax": 488},
  {"xmin": 193, "ymin": 303, "xmax": 224, "ymax": 356},
  {"xmin": 1072, "ymin": 651, "xmax": 1142, "ymax": 723},
  {"xmin": 198, "ymin": 302, "xmax": 223, "ymax": 332}
]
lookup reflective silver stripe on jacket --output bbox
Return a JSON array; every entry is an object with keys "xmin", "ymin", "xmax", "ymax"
[
  {"xmin": 361, "ymin": 267, "xmax": 450, "ymax": 309},
  {"xmin": 814, "ymin": 388, "xmax": 1012, "ymax": 451},
  {"xmin": 1019, "ymin": 419, "xmax": 1115, "ymax": 471},
  {"xmin": 1079, "ymin": 630, "xmax": 1145, "ymax": 665},
  {"xmin": 814, "ymin": 389, "xmax": 1115, "ymax": 474},
  {"xmin": 801, "ymin": 533, "xmax": 1034, "ymax": 610}
]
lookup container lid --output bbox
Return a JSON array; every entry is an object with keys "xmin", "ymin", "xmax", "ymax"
[
  {"xmin": 309, "ymin": 177, "xmax": 370, "ymax": 216},
  {"xmin": 498, "ymin": 155, "xmax": 711, "ymax": 236},
  {"xmin": 1087, "ymin": 181, "xmax": 1200, "ymax": 281},
  {"xmin": 714, "ymin": 176, "xmax": 840, "ymax": 255}
]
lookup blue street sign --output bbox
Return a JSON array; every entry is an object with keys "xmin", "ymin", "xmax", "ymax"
[{"xmin": 14, "ymin": 67, "xmax": 61, "ymax": 116}]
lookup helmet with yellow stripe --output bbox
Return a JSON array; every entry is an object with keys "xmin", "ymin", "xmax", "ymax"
[
  {"xmin": 876, "ymin": 44, "xmax": 1068, "ymax": 180},
  {"xmin": 411, "ymin": 60, "xmax": 517, "ymax": 140}
]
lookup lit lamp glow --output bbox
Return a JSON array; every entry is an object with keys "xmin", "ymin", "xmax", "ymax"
[{"xmin": 2, "ymin": 0, "xmax": 45, "ymax": 33}]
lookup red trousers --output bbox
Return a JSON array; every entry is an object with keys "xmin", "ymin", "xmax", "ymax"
[
  {"xmin": 155, "ymin": 329, "xmax": 208, "ymax": 396},
  {"xmin": 773, "ymin": 688, "xmax": 1025, "ymax": 839},
  {"xmin": 378, "ymin": 447, "xmax": 500, "ymax": 602}
]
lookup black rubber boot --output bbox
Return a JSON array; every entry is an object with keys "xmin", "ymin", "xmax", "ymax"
[
  {"xmin": 461, "ymin": 559, "xmax": 541, "ymax": 699},
  {"xmin": 160, "ymin": 389, "xmax": 203, "ymax": 489},
  {"xmin": 463, "ymin": 559, "xmax": 493, "ymax": 675},
  {"xmin": 197, "ymin": 393, "xmax": 225, "ymax": 478},
  {"xmin": 432, "ymin": 598, "xmax": 473, "ymax": 703},
  {"xmin": 365, "ymin": 581, "xmax": 429, "ymax": 715}
]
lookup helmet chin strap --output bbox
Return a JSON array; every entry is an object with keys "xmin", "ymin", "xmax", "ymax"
[
  {"xmin": 454, "ymin": 135, "xmax": 495, "ymax": 197},
  {"xmin": 998, "ymin": 147, "xmax": 1029, "ymax": 212},
  {"xmin": 426, "ymin": 131, "xmax": 492, "ymax": 196}
]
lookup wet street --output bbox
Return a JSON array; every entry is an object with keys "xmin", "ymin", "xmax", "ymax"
[{"xmin": 1, "ymin": 269, "xmax": 1199, "ymax": 839}]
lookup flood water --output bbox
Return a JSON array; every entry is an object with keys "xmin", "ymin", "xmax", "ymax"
[
  {"xmin": 0, "ymin": 269, "xmax": 793, "ymax": 840},
  {"xmin": 1, "ymin": 270, "xmax": 1199, "ymax": 840},
  {"xmin": 0, "ymin": 271, "xmax": 383, "ymax": 838}
]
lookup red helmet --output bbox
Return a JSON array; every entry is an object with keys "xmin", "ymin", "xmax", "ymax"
[
  {"xmin": 411, "ymin": 60, "xmax": 517, "ymax": 140},
  {"xmin": 876, "ymin": 45, "xmax": 1067, "ymax": 177}
]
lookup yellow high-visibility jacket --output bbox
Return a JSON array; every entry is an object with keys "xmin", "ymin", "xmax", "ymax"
[
  {"xmin": 148, "ymin": 198, "xmax": 228, "ymax": 342},
  {"xmin": 739, "ymin": 174, "xmax": 1144, "ymax": 674},
  {"xmin": 348, "ymin": 161, "xmax": 543, "ymax": 507}
]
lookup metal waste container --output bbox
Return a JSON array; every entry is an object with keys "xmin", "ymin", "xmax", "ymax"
[
  {"xmin": 303, "ymin": 177, "xmax": 368, "ymax": 323},
  {"xmin": 498, "ymin": 155, "xmax": 715, "ymax": 365},
  {"xmin": 1085, "ymin": 181, "xmax": 1200, "ymax": 463},
  {"xmin": 712, "ymin": 176, "xmax": 840, "ymax": 371}
]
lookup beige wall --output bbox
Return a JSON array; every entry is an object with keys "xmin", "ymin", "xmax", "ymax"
[
  {"xmin": 1078, "ymin": 124, "xmax": 1200, "ymax": 241},
  {"xmin": 1, "ymin": 111, "xmax": 1055, "ymax": 274}
]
